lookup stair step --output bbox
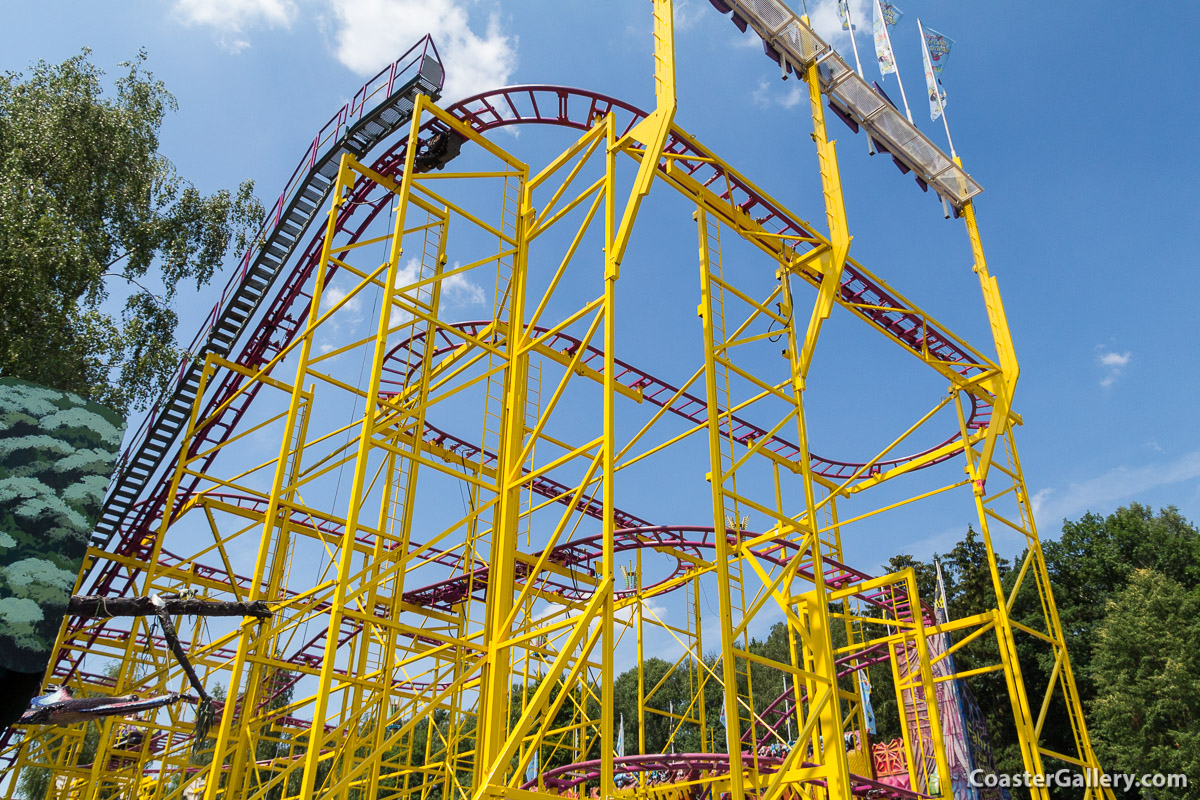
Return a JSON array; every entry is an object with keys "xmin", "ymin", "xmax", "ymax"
[{"xmin": 88, "ymin": 92, "xmax": 434, "ymax": 552}]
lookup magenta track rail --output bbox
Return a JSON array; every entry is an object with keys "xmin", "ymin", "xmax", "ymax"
[
  {"xmin": 46, "ymin": 481, "xmax": 927, "ymax": 762},
  {"xmin": 525, "ymin": 751, "xmax": 929, "ymax": 800},
  {"xmin": 31, "ymin": 84, "xmax": 993, "ymax": 768},
  {"xmin": 86, "ymin": 84, "xmax": 992, "ymax": 610},
  {"xmin": 381, "ymin": 321, "xmax": 988, "ymax": 481}
]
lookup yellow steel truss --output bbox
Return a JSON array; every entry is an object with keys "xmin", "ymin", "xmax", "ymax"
[{"xmin": 5, "ymin": 5, "xmax": 1113, "ymax": 800}]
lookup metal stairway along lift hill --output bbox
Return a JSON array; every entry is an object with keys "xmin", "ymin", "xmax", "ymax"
[{"xmin": 92, "ymin": 37, "xmax": 445, "ymax": 550}]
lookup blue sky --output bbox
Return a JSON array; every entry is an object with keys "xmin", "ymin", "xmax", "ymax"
[{"xmin": 4, "ymin": 0, "xmax": 1200, "ymax": 569}]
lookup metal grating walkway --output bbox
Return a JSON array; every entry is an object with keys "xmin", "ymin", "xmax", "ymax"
[
  {"xmin": 708, "ymin": 0, "xmax": 982, "ymax": 208},
  {"xmin": 92, "ymin": 37, "xmax": 445, "ymax": 549}
]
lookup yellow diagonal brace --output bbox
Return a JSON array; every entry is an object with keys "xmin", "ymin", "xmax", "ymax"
[
  {"xmin": 607, "ymin": 0, "xmax": 676, "ymax": 278},
  {"xmin": 961, "ymin": 193, "xmax": 1018, "ymax": 495},
  {"xmin": 796, "ymin": 53, "xmax": 852, "ymax": 384}
]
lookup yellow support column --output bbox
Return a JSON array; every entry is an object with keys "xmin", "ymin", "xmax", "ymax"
[
  {"xmin": 472, "ymin": 146, "xmax": 532, "ymax": 800},
  {"xmin": 696, "ymin": 206, "xmax": 747, "ymax": 800},
  {"xmin": 960, "ymin": 194, "xmax": 1017, "ymax": 496},
  {"xmin": 201, "ymin": 152, "xmax": 355, "ymax": 800},
  {"xmin": 779, "ymin": 271, "xmax": 853, "ymax": 800},
  {"xmin": 956, "ymin": 193, "xmax": 1113, "ymax": 799}
]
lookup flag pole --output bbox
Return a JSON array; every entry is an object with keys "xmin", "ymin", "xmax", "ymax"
[
  {"xmin": 785, "ymin": 674, "xmax": 794, "ymax": 741},
  {"xmin": 840, "ymin": 0, "xmax": 865, "ymax": 76},
  {"xmin": 919, "ymin": 18, "xmax": 957, "ymax": 158},
  {"xmin": 839, "ymin": 0, "xmax": 877, "ymax": 155},
  {"xmin": 877, "ymin": 0, "xmax": 914, "ymax": 123}
]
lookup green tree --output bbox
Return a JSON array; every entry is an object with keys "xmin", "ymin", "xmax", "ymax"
[
  {"xmin": 999, "ymin": 505, "xmax": 1200, "ymax": 788},
  {"xmin": 884, "ymin": 553, "xmax": 938, "ymax": 602},
  {"xmin": 613, "ymin": 657, "xmax": 689, "ymax": 755},
  {"xmin": 1089, "ymin": 570, "xmax": 1200, "ymax": 799},
  {"xmin": 0, "ymin": 50, "xmax": 262, "ymax": 414},
  {"xmin": 1040, "ymin": 504, "xmax": 1200, "ymax": 698},
  {"xmin": 942, "ymin": 527, "xmax": 1010, "ymax": 620},
  {"xmin": 1094, "ymin": 568, "xmax": 1200, "ymax": 796},
  {"xmin": 868, "ymin": 507, "xmax": 1200, "ymax": 796}
]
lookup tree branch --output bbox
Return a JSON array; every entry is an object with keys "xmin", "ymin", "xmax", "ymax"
[
  {"xmin": 100, "ymin": 271, "xmax": 167, "ymax": 306},
  {"xmin": 149, "ymin": 595, "xmax": 211, "ymax": 705},
  {"xmin": 68, "ymin": 595, "xmax": 273, "ymax": 619}
]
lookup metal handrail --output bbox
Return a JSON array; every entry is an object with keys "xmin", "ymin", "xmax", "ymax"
[{"xmin": 116, "ymin": 36, "xmax": 442, "ymax": 470}]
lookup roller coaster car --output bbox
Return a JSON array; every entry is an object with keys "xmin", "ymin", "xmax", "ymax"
[
  {"xmin": 113, "ymin": 724, "xmax": 145, "ymax": 750},
  {"xmin": 413, "ymin": 130, "xmax": 464, "ymax": 172}
]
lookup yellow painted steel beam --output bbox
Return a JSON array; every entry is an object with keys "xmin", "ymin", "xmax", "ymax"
[
  {"xmin": 605, "ymin": 0, "xmax": 676, "ymax": 279},
  {"xmin": 795, "ymin": 46, "xmax": 852, "ymax": 386},
  {"xmin": 21, "ymin": 13, "xmax": 1115, "ymax": 798}
]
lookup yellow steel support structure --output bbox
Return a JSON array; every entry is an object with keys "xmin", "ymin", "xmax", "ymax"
[{"xmin": 6, "ymin": 4, "xmax": 1113, "ymax": 800}]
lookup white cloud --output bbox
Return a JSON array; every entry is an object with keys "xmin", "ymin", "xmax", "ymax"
[
  {"xmin": 1096, "ymin": 347, "xmax": 1131, "ymax": 387},
  {"xmin": 173, "ymin": 0, "xmax": 295, "ymax": 51},
  {"xmin": 533, "ymin": 601, "xmax": 569, "ymax": 624},
  {"xmin": 1031, "ymin": 449, "xmax": 1200, "ymax": 530},
  {"xmin": 751, "ymin": 78, "xmax": 806, "ymax": 110},
  {"xmin": 442, "ymin": 271, "xmax": 486, "ymax": 307},
  {"xmin": 674, "ymin": 0, "xmax": 706, "ymax": 32},
  {"xmin": 806, "ymin": 0, "xmax": 874, "ymax": 54},
  {"xmin": 396, "ymin": 258, "xmax": 485, "ymax": 308},
  {"xmin": 330, "ymin": 0, "xmax": 517, "ymax": 104},
  {"xmin": 322, "ymin": 284, "xmax": 363, "ymax": 315}
]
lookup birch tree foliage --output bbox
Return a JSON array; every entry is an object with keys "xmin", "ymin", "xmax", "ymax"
[{"xmin": 0, "ymin": 49, "xmax": 263, "ymax": 414}]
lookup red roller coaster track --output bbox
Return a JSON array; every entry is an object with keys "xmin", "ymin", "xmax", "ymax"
[
  {"xmin": 380, "ymin": 321, "xmax": 989, "ymax": 481},
  {"xmin": 36, "ymin": 84, "xmax": 994, "ymax": 772}
]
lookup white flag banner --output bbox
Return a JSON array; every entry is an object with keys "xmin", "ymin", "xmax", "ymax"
[
  {"xmin": 872, "ymin": 0, "xmax": 897, "ymax": 76},
  {"xmin": 858, "ymin": 669, "xmax": 877, "ymax": 735},
  {"xmin": 526, "ymin": 747, "xmax": 538, "ymax": 785},
  {"xmin": 921, "ymin": 29, "xmax": 947, "ymax": 121},
  {"xmin": 934, "ymin": 558, "xmax": 950, "ymax": 625}
]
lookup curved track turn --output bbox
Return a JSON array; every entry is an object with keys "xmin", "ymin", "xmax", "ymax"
[
  {"xmin": 523, "ymin": 751, "xmax": 926, "ymax": 800},
  {"xmin": 380, "ymin": 320, "xmax": 988, "ymax": 481},
  {"xmin": 59, "ymin": 85, "xmax": 987, "ymax": 733}
]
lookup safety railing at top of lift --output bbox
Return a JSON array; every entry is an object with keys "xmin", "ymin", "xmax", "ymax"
[{"xmin": 115, "ymin": 35, "xmax": 444, "ymax": 476}]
